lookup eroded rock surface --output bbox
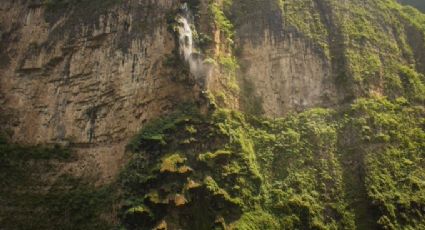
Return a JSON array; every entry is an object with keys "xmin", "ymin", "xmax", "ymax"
[{"xmin": 0, "ymin": 0, "xmax": 199, "ymax": 146}]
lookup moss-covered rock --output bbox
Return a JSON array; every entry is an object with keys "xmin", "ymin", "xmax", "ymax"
[
  {"xmin": 121, "ymin": 96, "xmax": 424, "ymax": 229},
  {"xmin": 0, "ymin": 142, "xmax": 118, "ymax": 230}
]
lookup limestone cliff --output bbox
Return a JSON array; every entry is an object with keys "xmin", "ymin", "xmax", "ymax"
[
  {"xmin": 1, "ymin": 0, "xmax": 425, "ymax": 229},
  {"xmin": 2, "ymin": 0, "xmax": 424, "ymax": 145},
  {"xmin": 0, "ymin": 0, "xmax": 201, "ymax": 146},
  {"xmin": 0, "ymin": 0, "xmax": 204, "ymax": 187}
]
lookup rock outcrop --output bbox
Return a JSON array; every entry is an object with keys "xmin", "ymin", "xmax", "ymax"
[
  {"xmin": 1, "ymin": 0, "xmax": 425, "ymax": 229},
  {"xmin": 0, "ymin": 0, "xmax": 200, "ymax": 146},
  {"xmin": 0, "ymin": 1, "xmax": 212, "ymax": 195}
]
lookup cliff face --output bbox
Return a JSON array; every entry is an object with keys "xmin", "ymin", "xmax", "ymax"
[
  {"xmin": 0, "ymin": 0, "xmax": 206, "ymax": 187},
  {"xmin": 234, "ymin": 0, "xmax": 336, "ymax": 116},
  {"xmin": 1, "ymin": 0, "xmax": 425, "ymax": 229},
  {"xmin": 2, "ymin": 0, "xmax": 424, "ymax": 144},
  {"xmin": 235, "ymin": 0, "xmax": 425, "ymax": 115},
  {"xmin": 0, "ymin": 0, "xmax": 201, "ymax": 146}
]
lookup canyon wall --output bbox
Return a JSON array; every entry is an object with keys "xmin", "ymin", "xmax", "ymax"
[
  {"xmin": 0, "ymin": 0, "xmax": 341, "ymax": 150},
  {"xmin": 0, "ymin": 0, "xmax": 206, "ymax": 184},
  {"xmin": 0, "ymin": 0, "xmax": 424, "ymax": 229},
  {"xmin": 0, "ymin": 0, "xmax": 200, "ymax": 146}
]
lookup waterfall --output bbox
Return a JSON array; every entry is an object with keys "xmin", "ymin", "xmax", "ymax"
[
  {"xmin": 176, "ymin": 3, "xmax": 212, "ymax": 86},
  {"xmin": 176, "ymin": 6, "xmax": 193, "ymax": 62}
]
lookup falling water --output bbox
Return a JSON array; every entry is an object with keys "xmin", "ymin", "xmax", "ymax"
[
  {"xmin": 176, "ymin": 5, "xmax": 193, "ymax": 62},
  {"xmin": 176, "ymin": 3, "xmax": 212, "ymax": 85}
]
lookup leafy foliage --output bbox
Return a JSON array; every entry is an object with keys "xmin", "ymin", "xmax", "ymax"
[
  {"xmin": 209, "ymin": 1, "xmax": 235, "ymax": 40},
  {"xmin": 344, "ymin": 97, "xmax": 425, "ymax": 229},
  {"xmin": 0, "ymin": 141, "xmax": 117, "ymax": 230},
  {"xmin": 121, "ymin": 96, "xmax": 424, "ymax": 229},
  {"xmin": 278, "ymin": 0, "xmax": 425, "ymax": 100}
]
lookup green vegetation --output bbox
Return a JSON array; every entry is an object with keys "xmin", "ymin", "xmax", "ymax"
[
  {"xmin": 344, "ymin": 97, "xmax": 425, "ymax": 229},
  {"xmin": 398, "ymin": 65, "xmax": 425, "ymax": 102},
  {"xmin": 3, "ymin": 99, "xmax": 422, "ymax": 229},
  {"xmin": 218, "ymin": 55, "xmax": 240, "ymax": 94},
  {"xmin": 202, "ymin": 0, "xmax": 241, "ymax": 107},
  {"xmin": 209, "ymin": 1, "xmax": 235, "ymax": 41},
  {"xmin": 278, "ymin": 0, "xmax": 425, "ymax": 100},
  {"xmin": 121, "ymin": 96, "xmax": 424, "ymax": 229},
  {"xmin": 3, "ymin": 0, "xmax": 425, "ymax": 229},
  {"xmin": 126, "ymin": 104, "xmax": 200, "ymax": 152},
  {"xmin": 120, "ymin": 106, "xmax": 250, "ymax": 229},
  {"xmin": 0, "ymin": 140, "xmax": 117, "ymax": 230},
  {"xmin": 279, "ymin": 0, "xmax": 330, "ymax": 57}
]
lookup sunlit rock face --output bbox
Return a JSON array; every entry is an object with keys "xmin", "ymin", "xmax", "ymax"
[
  {"xmin": 0, "ymin": 1, "xmax": 206, "ymax": 188},
  {"xmin": 238, "ymin": 31, "xmax": 336, "ymax": 116},
  {"xmin": 0, "ymin": 0, "xmax": 201, "ymax": 146},
  {"xmin": 0, "ymin": 1, "xmax": 425, "ymax": 230},
  {"xmin": 5, "ymin": 0, "xmax": 423, "ymax": 144},
  {"xmin": 233, "ymin": 0, "xmax": 337, "ymax": 116}
]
